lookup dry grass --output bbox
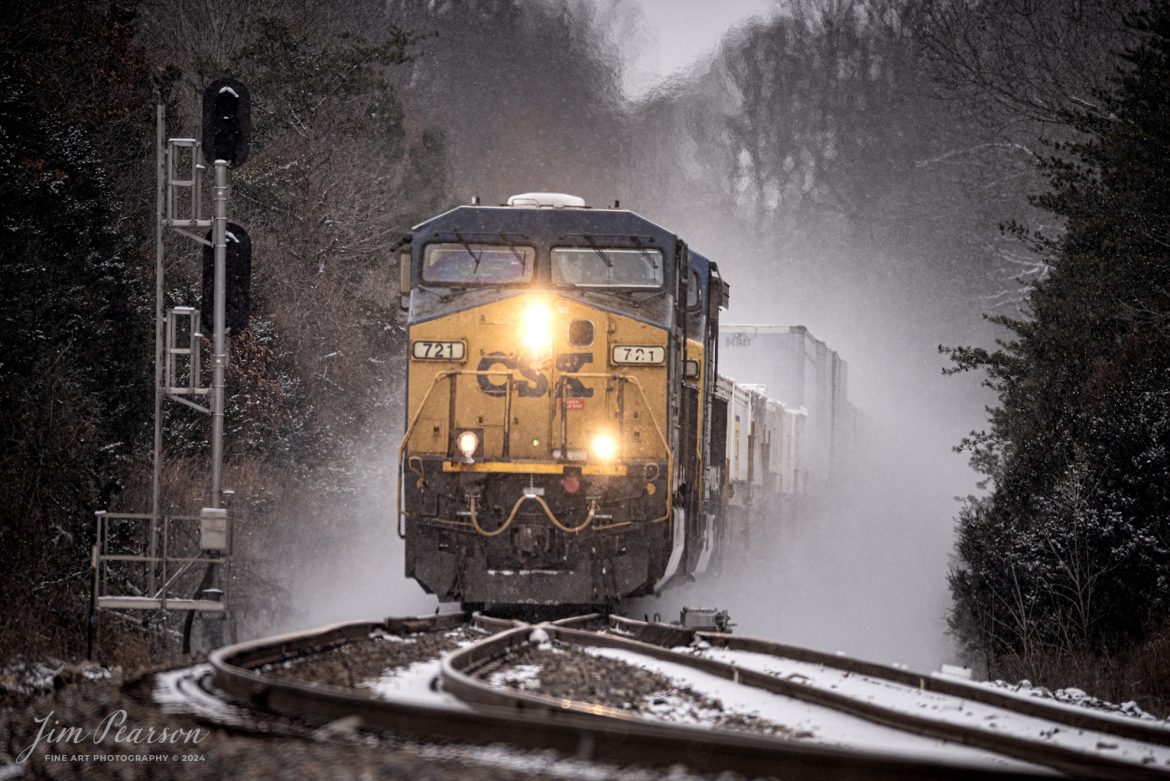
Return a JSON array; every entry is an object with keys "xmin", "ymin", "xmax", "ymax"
[
  {"xmin": 990, "ymin": 628, "xmax": 1170, "ymax": 718},
  {"xmin": 1121, "ymin": 627, "xmax": 1170, "ymax": 716}
]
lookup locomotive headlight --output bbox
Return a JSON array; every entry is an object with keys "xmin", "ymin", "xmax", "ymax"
[
  {"xmin": 591, "ymin": 432, "xmax": 619, "ymax": 463},
  {"xmin": 520, "ymin": 299, "xmax": 554, "ymax": 355},
  {"xmin": 457, "ymin": 430, "xmax": 480, "ymax": 462}
]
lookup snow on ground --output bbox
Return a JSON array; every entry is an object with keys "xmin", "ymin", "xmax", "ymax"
[
  {"xmin": 358, "ymin": 658, "xmax": 468, "ymax": 709},
  {"xmin": 1, "ymin": 661, "xmax": 110, "ymax": 702},
  {"xmin": 639, "ymin": 690, "xmax": 745, "ymax": 729},
  {"xmin": 154, "ymin": 664, "xmax": 255, "ymax": 726},
  {"xmin": 358, "ymin": 626, "xmax": 485, "ymax": 709},
  {"xmin": 966, "ymin": 676, "xmax": 1167, "ymax": 723},
  {"xmin": 368, "ymin": 631, "xmax": 418, "ymax": 644},
  {"xmin": 681, "ymin": 644, "xmax": 1170, "ymax": 769},
  {"xmin": 486, "ymin": 663, "xmax": 544, "ymax": 692},
  {"xmin": 580, "ymin": 646, "xmax": 1043, "ymax": 772}
]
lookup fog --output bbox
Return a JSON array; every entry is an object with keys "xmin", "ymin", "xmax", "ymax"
[
  {"xmin": 627, "ymin": 325, "xmax": 989, "ymax": 670},
  {"xmin": 271, "ymin": 239, "xmax": 992, "ymax": 673},
  {"xmin": 252, "ymin": 1, "xmax": 1008, "ymax": 673},
  {"xmin": 618, "ymin": 186, "xmax": 995, "ymax": 670},
  {"xmin": 276, "ymin": 442, "xmax": 439, "ymax": 626}
]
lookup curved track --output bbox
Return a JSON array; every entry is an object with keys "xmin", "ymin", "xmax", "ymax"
[
  {"xmin": 610, "ymin": 616, "xmax": 1170, "ymax": 746},
  {"xmin": 603, "ymin": 616, "xmax": 1170, "ymax": 779},
  {"xmin": 202, "ymin": 613, "xmax": 1170, "ymax": 780}
]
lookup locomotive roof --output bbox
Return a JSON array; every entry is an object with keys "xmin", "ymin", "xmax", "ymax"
[{"xmin": 411, "ymin": 204, "xmax": 680, "ymax": 249}]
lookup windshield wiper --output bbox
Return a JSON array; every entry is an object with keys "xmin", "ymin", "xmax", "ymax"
[
  {"xmin": 502, "ymin": 239, "xmax": 528, "ymax": 273},
  {"xmin": 453, "ymin": 231, "xmax": 483, "ymax": 275},
  {"xmin": 454, "ymin": 232, "xmax": 531, "ymax": 276},
  {"xmin": 581, "ymin": 234, "xmax": 615, "ymax": 271}
]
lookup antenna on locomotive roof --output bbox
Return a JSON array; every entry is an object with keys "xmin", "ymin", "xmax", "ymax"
[
  {"xmin": 613, "ymin": 199, "xmax": 620, "ymax": 208},
  {"xmin": 471, "ymin": 195, "xmax": 480, "ymax": 205}
]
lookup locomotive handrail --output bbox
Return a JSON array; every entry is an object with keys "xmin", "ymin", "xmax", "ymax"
[
  {"xmin": 466, "ymin": 494, "xmax": 600, "ymax": 537},
  {"xmin": 396, "ymin": 368, "xmax": 513, "ymax": 537},
  {"xmin": 397, "ymin": 368, "xmax": 675, "ymax": 536},
  {"xmin": 559, "ymin": 372, "xmax": 674, "ymax": 523}
]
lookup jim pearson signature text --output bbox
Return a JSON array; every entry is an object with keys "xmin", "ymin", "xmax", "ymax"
[{"xmin": 18, "ymin": 710, "xmax": 208, "ymax": 763}]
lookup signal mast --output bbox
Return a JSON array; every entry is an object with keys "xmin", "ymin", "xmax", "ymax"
[{"xmin": 89, "ymin": 78, "xmax": 252, "ymax": 656}]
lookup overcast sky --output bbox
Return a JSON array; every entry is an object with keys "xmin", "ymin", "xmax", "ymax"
[{"xmin": 620, "ymin": 0, "xmax": 780, "ymax": 97}]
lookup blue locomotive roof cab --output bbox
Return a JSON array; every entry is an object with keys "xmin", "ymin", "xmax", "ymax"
[{"xmin": 406, "ymin": 194, "xmax": 684, "ymax": 328}]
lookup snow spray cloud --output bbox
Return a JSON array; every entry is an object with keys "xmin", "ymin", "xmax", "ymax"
[
  {"xmin": 233, "ymin": 418, "xmax": 439, "ymax": 640},
  {"xmin": 618, "ymin": 8, "xmax": 1005, "ymax": 670},
  {"xmin": 238, "ymin": 2, "xmax": 1007, "ymax": 659}
]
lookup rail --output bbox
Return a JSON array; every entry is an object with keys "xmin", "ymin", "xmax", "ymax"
[
  {"xmin": 610, "ymin": 615, "xmax": 1170, "ymax": 748},
  {"xmin": 606, "ymin": 615, "xmax": 1170, "ymax": 779},
  {"xmin": 207, "ymin": 613, "xmax": 1051, "ymax": 780}
]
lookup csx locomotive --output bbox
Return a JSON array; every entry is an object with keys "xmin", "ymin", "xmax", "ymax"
[{"xmin": 396, "ymin": 193, "xmax": 851, "ymax": 608}]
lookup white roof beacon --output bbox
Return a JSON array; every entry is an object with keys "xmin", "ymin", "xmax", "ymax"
[{"xmin": 505, "ymin": 192, "xmax": 587, "ymax": 209}]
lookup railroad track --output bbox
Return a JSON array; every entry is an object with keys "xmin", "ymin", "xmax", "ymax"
[
  {"xmin": 610, "ymin": 616, "xmax": 1170, "ymax": 746},
  {"xmin": 198, "ymin": 612, "xmax": 1170, "ymax": 779},
  {"xmin": 603, "ymin": 616, "xmax": 1170, "ymax": 778}
]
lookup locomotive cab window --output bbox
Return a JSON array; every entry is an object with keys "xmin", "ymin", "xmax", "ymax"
[
  {"xmin": 422, "ymin": 243, "xmax": 535, "ymax": 285},
  {"xmin": 687, "ymin": 270, "xmax": 701, "ymax": 309},
  {"xmin": 551, "ymin": 247, "xmax": 664, "ymax": 288}
]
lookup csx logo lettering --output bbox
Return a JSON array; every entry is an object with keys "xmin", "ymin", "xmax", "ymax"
[{"xmin": 477, "ymin": 353, "xmax": 594, "ymax": 399}]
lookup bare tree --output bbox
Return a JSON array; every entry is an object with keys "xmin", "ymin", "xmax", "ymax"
[
  {"xmin": 379, "ymin": 0, "xmax": 632, "ymax": 205},
  {"xmin": 913, "ymin": 0, "xmax": 1142, "ymax": 127}
]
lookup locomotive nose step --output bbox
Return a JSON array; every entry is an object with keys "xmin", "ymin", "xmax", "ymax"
[{"xmin": 514, "ymin": 524, "xmax": 551, "ymax": 559}]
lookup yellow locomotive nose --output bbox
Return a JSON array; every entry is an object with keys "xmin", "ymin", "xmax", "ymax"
[{"xmin": 520, "ymin": 298, "xmax": 553, "ymax": 355}]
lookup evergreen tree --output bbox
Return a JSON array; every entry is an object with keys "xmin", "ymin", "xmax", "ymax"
[
  {"xmin": 0, "ymin": 69, "xmax": 152, "ymax": 656},
  {"xmin": 949, "ymin": 2, "xmax": 1170, "ymax": 672},
  {"xmin": 0, "ymin": 1, "xmax": 158, "ymax": 659}
]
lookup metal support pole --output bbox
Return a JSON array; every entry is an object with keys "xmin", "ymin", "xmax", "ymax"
[
  {"xmin": 200, "ymin": 158, "xmax": 231, "ymax": 641},
  {"xmin": 88, "ymin": 512, "xmax": 102, "ymax": 660},
  {"xmin": 150, "ymin": 104, "xmax": 165, "ymax": 595},
  {"xmin": 210, "ymin": 159, "xmax": 228, "ymax": 508}
]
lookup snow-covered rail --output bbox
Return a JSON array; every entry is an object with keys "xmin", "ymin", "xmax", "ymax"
[
  {"xmin": 607, "ymin": 615, "xmax": 1170, "ymax": 778},
  {"xmin": 201, "ymin": 613, "xmax": 1034, "ymax": 779},
  {"xmin": 195, "ymin": 612, "xmax": 1170, "ymax": 779}
]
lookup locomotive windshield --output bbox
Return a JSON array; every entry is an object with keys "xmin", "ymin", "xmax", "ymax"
[
  {"xmin": 423, "ymin": 242, "xmax": 535, "ymax": 285},
  {"xmin": 551, "ymin": 247, "xmax": 664, "ymax": 289}
]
